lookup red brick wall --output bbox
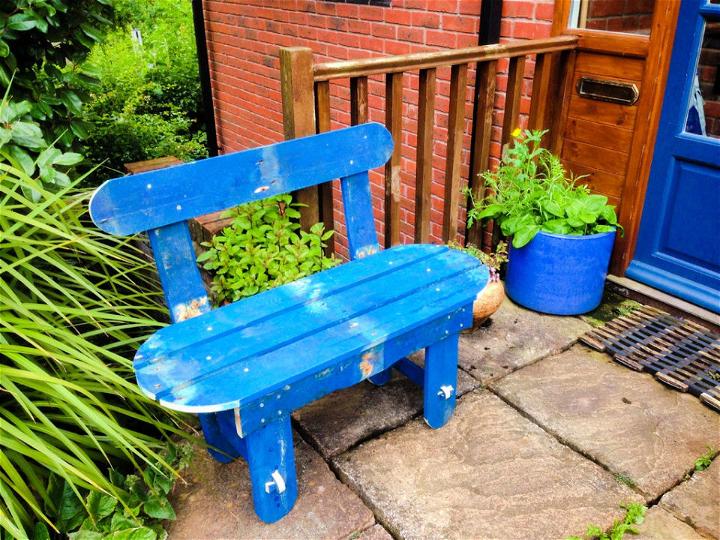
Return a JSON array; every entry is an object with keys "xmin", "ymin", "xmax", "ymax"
[
  {"xmin": 202, "ymin": 0, "xmax": 553, "ymax": 256},
  {"xmin": 583, "ymin": 0, "xmax": 653, "ymax": 34},
  {"xmin": 699, "ymin": 22, "xmax": 720, "ymax": 138}
]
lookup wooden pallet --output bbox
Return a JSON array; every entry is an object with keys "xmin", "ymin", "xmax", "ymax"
[{"xmin": 581, "ymin": 305, "xmax": 720, "ymax": 412}]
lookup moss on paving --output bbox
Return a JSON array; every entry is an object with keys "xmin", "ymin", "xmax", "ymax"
[{"xmin": 583, "ymin": 292, "xmax": 643, "ymax": 328}]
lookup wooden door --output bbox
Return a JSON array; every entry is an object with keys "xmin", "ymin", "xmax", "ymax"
[{"xmin": 551, "ymin": 0, "xmax": 681, "ymax": 274}]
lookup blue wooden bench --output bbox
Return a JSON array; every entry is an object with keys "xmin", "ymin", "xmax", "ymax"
[{"xmin": 90, "ymin": 123, "xmax": 488, "ymax": 523}]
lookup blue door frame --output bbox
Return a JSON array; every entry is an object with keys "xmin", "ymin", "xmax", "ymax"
[{"xmin": 626, "ymin": 0, "xmax": 720, "ymax": 313}]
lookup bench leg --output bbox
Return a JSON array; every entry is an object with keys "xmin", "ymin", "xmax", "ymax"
[
  {"xmin": 368, "ymin": 368, "xmax": 392, "ymax": 386},
  {"xmin": 423, "ymin": 333, "xmax": 459, "ymax": 429},
  {"xmin": 199, "ymin": 412, "xmax": 243, "ymax": 464},
  {"xmin": 245, "ymin": 416, "xmax": 298, "ymax": 523}
]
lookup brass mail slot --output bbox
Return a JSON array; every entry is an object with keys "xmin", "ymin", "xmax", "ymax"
[{"xmin": 576, "ymin": 77, "xmax": 639, "ymax": 105}]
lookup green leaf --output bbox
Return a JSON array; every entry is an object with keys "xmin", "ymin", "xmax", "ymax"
[
  {"xmin": 61, "ymin": 91, "xmax": 83, "ymax": 115},
  {"xmin": 87, "ymin": 491, "xmax": 117, "ymax": 521},
  {"xmin": 6, "ymin": 144, "xmax": 35, "ymax": 176},
  {"xmin": 54, "ymin": 152, "xmax": 84, "ymax": 166},
  {"xmin": 57, "ymin": 482, "xmax": 86, "ymax": 533},
  {"xmin": 33, "ymin": 522, "xmax": 51, "ymax": 540},
  {"xmin": 512, "ymin": 224, "xmax": 541, "ymax": 248},
  {"xmin": 68, "ymin": 531, "xmax": 103, "ymax": 540},
  {"xmin": 11, "ymin": 121, "xmax": 46, "ymax": 148},
  {"xmin": 143, "ymin": 496, "xmax": 176, "ymax": 520},
  {"xmin": 0, "ymin": 39, "xmax": 9, "ymax": 58},
  {"xmin": 103, "ymin": 528, "xmax": 157, "ymax": 540}
]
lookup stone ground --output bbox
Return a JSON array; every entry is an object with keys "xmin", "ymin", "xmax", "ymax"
[{"xmin": 169, "ymin": 297, "xmax": 720, "ymax": 539}]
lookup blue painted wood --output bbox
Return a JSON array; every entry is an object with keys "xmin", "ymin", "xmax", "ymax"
[
  {"xmin": 199, "ymin": 412, "xmax": 244, "ymax": 463},
  {"xmin": 234, "ymin": 416, "xmax": 297, "ymax": 523},
  {"xmin": 148, "ymin": 222, "xmax": 210, "ymax": 323},
  {"xmin": 89, "ymin": 123, "xmax": 393, "ymax": 236},
  {"xmin": 626, "ymin": 0, "xmax": 720, "ymax": 313},
  {"xmin": 148, "ymin": 222, "xmax": 239, "ymax": 462},
  {"xmin": 395, "ymin": 357, "xmax": 425, "ymax": 388},
  {"xmin": 340, "ymin": 171, "xmax": 380, "ymax": 260},
  {"xmin": 229, "ymin": 306, "xmax": 471, "ymax": 437},
  {"xmin": 423, "ymin": 330, "xmax": 462, "ymax": 429},
  {"xmin": 134, "ymin": 245, "xmax": 487, "ymax": 412}
]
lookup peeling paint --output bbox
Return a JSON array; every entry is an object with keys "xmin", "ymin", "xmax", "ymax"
[
  {"xmin": 359, "ymin": 350, "xmax": 377, "ymax": 378},
  {"xmin": 173, "ymin": 296, "xmax": 209, "ymax": 322},
  {"xmin": 355, "ymin": 244, "xmax": 380, "ymax": 259}
]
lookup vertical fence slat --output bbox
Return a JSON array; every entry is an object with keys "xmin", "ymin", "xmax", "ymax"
[
  {"xmin": 549, "ymin": 49, "xmax": 576, "ymax": 154},
  {"xmin": 350, "ymin": 76, "xmax": 369, "ymax": 125},
  {"xmin": 466, "ymin": 60, "xmax": 497, "ymax": 247},
  {"xmin": 314, "ymin": 80, "xmax": 335, "ymax": 255},
  {"xmin": 414, "ymin": 68, "xmax": 436, "ymax": 243},
  {"xmin": 279, "ymin": 47, "xmax": 320, "ymax": 229},
  {"xmin": 442, "ymin": 63, "xmax": 468, "ymax": 244},
  {"xmin": 529, "ymin": 53, "xmax": 553, "ymax": 131},
  {"xmin": 501, "ymin": 55, "xmax": 526, "ymax": 146},
  {"xmin": 384, "ymin": 71, "xmax": 403, "ymax": 247}
]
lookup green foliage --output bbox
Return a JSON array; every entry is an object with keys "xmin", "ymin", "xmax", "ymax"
[
  {"xmin": 46, "ymin": 442, "xmax": 193, "ymax": 540},
  {"xmin": 0, "ymin": 160, "xmax": 189, "ymax": 538},
  {"xmin": 81, "ymin": 0, "xmax": 206, "ymax": 181},
  {"xmin": 567, "ymin": 502, "xmax": 647, "ymax": 540},
  {"xmin": 466, "ymin": 130, "xmax": 622, "ymax": 249},
  {"xmin": 0, "ymin": 0, "xmax": 112, "ymax": 184},
  {"xmin": 447, "ymin": 241, "xmax": 507, "ymax": 281},
  {"xmin": 694, "ymin": 446, "xmax": 717, "ymax": 472},
  {"xmin": 198, "ymin": 195, "xmax": 338, "ymax": 304}
]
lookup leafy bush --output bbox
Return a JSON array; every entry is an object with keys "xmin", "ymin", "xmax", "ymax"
[
  {"xmin": 39, "ymin": 442, "xmax": 192, "ymax": 540},
  {"xmin": 0, "ymin": 0, "xmax": 112, "ymax": 185},
  {"xmin": 198, "ymin": 195, "xmax": 338, "ymax": 304},
  {"xmin": 466, "ymin": 130, "xmax": 621, "ymax": 248},
  {"xmin": 81, "ymin": 0, "xmax": 206, "ymax": 180},
  {"xmin": 0, "ymin": 160, "xmax": 187, "ymax": 538},
  {"xmin": 567, "ymin": 502, "xmax": 646, "ymax": 540}
]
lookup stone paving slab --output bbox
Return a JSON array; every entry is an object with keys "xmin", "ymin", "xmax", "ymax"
[
  {"xmin": 494, "ymin": 346, "xmax": 720, "ymax": 499},
  {"xmin": 168, "ymin": 436, "xmax": 374, "ymax": 539},
  {"xmin": 354, "ymin": 523, "xmax": 394, "ymax": 540},
  {"xmin": 293, "ymin": 354, "xmax": 480, "ymax": 458},
  {"xmin": 333, "ymin": 391, "xmax": 639, "ymax": 540},
  {"xmin": 458, "ymin": 298, "xmax": 590, "ymax": 383},
  {"xmin": 660, "ymin": 459, "xmax": 719, "ymax": 539},
  {"xmin": 634, "ymin": 507, "xmax": 706, "ymax": 540}
]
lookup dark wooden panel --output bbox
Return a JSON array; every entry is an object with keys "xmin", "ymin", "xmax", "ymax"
[
  {"xmin": 350, "ymin": 76, "xmax": 369, "ymax": 125},
  {"xmin": 562, "ymin": 139, "xmax": 629, "ymax": 176},
  {"xmin": 384, "ymin": 72, "xmax": 403, "ymax": 247},
  {"xmin": 567, "ymin": 92, "xmax": 637, "ymax": 129},
  {"xmin": 574, "ymin": 52, "xmax": 645, "ymax": 81},
  {"xmin": 415, "ymin": 68, "xmax": 436, "ymax": 243},
  {"xmin": 564, "ymin": 116, "xmax": 634, "ymax": 152},
  {"xmin": 443, "ymin": 63, "xmax": 468, "ymax": 243},
  {"xmin": 529, "ymin": 53, "xmax": 553, "ymax": 131},
  {"xmin": 502, "ymin": 56, "xmax": 526, "ymax": 146},
  {"xmin": 564, "ymin": 159, "xmax": 626, "ymax": 199},
  {"xmin": 314, "ymin": 80, "xmax": 335, "ymax": 254}
]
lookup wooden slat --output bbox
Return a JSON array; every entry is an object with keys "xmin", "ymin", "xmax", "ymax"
[
  {"xmin": 280, "ymin": 46, "xmax": 320, "ymax": 229},
  {"xmin": 135, "ymin": 244, "xmax": 487, "ymax": 412},
  {"xmin": 384, "ymin": 71, "xmax": 403, "ymax": 247},
  {"xmin": 466, "ymin": 60, "xmax": 497, "ymax": 247},
  {"xmin": 501, "ymin": 55, "xmax": 526, "ymax": 146},
  {"xmin": 350, "ymin": 76, "xmax": 369, "ymax": 125},
  {"xmin": 442, "ymin": 63, "xmax": 468, "ymax": 243},
  {"xmin": 529, "ymin": 53, "xmax": 553, "ymax": 131},
  {"xmin": 313, "ymin": 36, "xmax": 578, "ymax": 81},
  {"xmin": 90, "ymin": 124, "xmax": 394, "ymax": 236},
  {"xmin": 550, "ymin": 49, "xmax": 577, "ymax": 154},
  {"xmin": 314, "ymin": 80, "xmax": 335, "ymax": 254},
  {"xmin": 414, "ymin": 68, "xmax": 436, "ymax": 243}
]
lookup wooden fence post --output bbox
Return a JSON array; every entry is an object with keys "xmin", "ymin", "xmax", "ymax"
[{"xmin": 280, "ymin": 47, "xmax": 320, "ymax": 230}]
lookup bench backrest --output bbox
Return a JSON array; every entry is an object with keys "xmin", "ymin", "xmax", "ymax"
[{"xmin": 89, "ymin": 123, "xmax": 394, "ymax": 323}]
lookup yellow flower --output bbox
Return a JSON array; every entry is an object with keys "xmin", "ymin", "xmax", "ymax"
[{"xmin": 512, "ymin": 127, "xmax": 522, "ymax": 138}]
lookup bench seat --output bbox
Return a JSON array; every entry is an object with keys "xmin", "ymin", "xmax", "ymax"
[{"xmin": 135, "ymin": 244, "xmax": 486, "ymax": 431}]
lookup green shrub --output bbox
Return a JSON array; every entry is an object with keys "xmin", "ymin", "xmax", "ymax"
[
  {"xmin": 466, "ymin": 129, "xmax": 622, "ymax": 248},
  {"xmin": 0, "ymin": 160, "xmax": 188, "ymax": 538},
  {"xmin": 198, "ymin": 195, "xmax": 338, "ymax": 304},
  {"xmin": 81, "ymin": 0, "xmax": 206, "ymax": 181},
  {"xmin": 0, "ymin": 1, "xmax": 112, "ymax": 186}
]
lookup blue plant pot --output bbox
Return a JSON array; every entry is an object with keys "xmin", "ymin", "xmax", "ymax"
[{"xmin": 505, "ymin": 230, "xmax": 616, "ymax": 315}]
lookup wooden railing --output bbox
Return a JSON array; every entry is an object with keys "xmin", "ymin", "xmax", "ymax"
[{"xmin": 279, "ymin": 35, "xmax": 578, "ymax": 254}]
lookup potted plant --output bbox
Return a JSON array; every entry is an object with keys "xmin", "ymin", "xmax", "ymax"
[
  {"xmin": 449, "ymin": 241, "xmax": 508, "ymax": 326},
  {"xmin": 465, "ymin": 129, "xmax": 621, "ymax": 316}
]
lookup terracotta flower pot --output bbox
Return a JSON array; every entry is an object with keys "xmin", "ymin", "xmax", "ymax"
[{"xmin": 472, "ymin": 279, "xmax": 505, "ymax": 327}]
